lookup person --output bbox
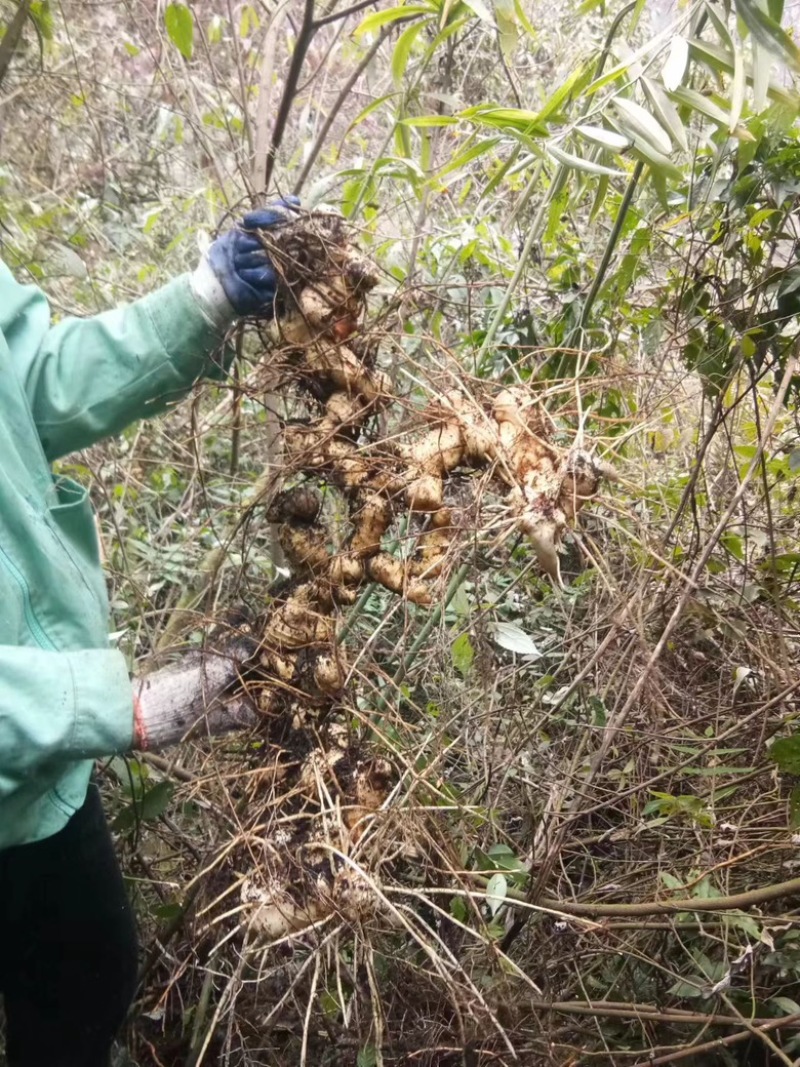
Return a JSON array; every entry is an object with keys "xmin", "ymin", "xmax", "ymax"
[{"xmin": 0, "ymin": 198, "xmax": 298, "ymax": 1067}]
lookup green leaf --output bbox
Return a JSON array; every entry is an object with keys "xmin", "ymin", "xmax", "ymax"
[
  {"xmin": 450, "ymin": 895, "xmax": 468, "ymax": 922},
  {"xmin": 734, "ymin": 0, "xmax": 800, "ymax": 70},
  {"xmin": 768, "ymin": 0, "xmax": 785, "ymax": 20},
  {"xmin": 589, "ymin": 172, "xmax": 609, "ymax": 221},
  {"xmin": 770, "ymin": 734, "xmax": 800, "ymax": 775},
  {"xmin": 611, "ymin": 97, "xmax": 673, "ymax": 154},
  {"xmin": 392, "ymin": 20, "xmax": 426, "ymax": 86},
  {"xmin": 346, "ymin": 92, "xmax": 400, "ymax": 135},
  {"xmin": 462, "ymin": 0, "xmax": 494, "ymax": 22},
  {"xmin": 642, "ymin": 78, "xmax": 689, "ymax": 152},
  {"xmin": 790, "ymin": 786, "xmax": 800, "ymax": 829},
  {"xmin": 401, "ymin": 114, "xmax": 457, "ymax": 127},
  {"xmin": 165, "ymin": 3, "xmax": 193, "ymax": 59},
  {"xmin": 357, "ymin": 1046, "xmax": 378, "ymax": 1067},
  {"xmin": 451, "ymin": 632, "xmax": 475, "ymax": 677},
  {"xmin": 669, "ymin": 85, "xmax": 732, "ymax": 128},
  {"xmin": 356, "ymin": 4, "xmax": 432, "ymax": 36},
  {"xmin": 537, "ymin": 62, "xmax": 592, "ymax": 123},
  {"xmin": 547, "ymin": 142, "xmax": 625, "ymax": 177},
  {"xmin": 662, "ymin": 34, "xmax": 689, "ymax": 91},
  {"xmin": 485, "ymin": 873, "xmax": 508, "ymax": 916},
  {"xmin": 753, "ymin": 40, "xmax": 771, "ymax": 111},
  {"xmin": 437, "ymin": 137, "xmax": 500, "ymax": 177},
  {"xmin": 493, "ymin": 0, "xmax": 519, "ymax": 57},
  {"xmin": 574, "ymin": 124, "xmax": 631, "ymax": 151}
]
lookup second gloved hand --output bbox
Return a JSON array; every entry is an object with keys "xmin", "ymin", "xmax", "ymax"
[{"xmin": 190, "ymin": 197, "xmax": 300, "ymax": 327}]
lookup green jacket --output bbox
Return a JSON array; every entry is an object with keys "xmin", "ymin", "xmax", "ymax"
[{"xmin": 0, "ymin": 262, "xmax": 226, "ymax": 849}]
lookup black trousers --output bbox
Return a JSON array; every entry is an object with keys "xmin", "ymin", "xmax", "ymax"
[{"xmin": 0, "ymin": 785, "xmax": 138, "ymax": 1067}]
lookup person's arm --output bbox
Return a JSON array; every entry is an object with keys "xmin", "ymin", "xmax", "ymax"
[
  {"xmin": 0, "ymin": 642, "xmax": 256, "ymax": 791},
  {"xmin": 10, "ymin": 202, "xmax": 299, "ymax": 462},
  {"xmin": 0, "ymin": 646, "xmax": 134, "ymax": 782}
]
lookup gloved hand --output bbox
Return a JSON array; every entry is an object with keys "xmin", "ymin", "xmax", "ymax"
[
  {"xmin": 190, "ymin": 197, "xmax": 300, "ymax": 327},
  {"xmin": 132, "ymin": 644, "xmax": 258, "ymax": 751}
]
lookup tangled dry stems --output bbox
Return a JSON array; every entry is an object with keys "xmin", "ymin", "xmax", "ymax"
[{"xmin": 122, "ymin": 217, "xmax": 800, "ymax": 1067}]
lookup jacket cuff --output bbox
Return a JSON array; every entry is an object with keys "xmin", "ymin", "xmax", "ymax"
[
  {"xmin": 70, "ymin": 649, "xmax": 135, "ymax": 757},
  {"xmin": 190, "ymin": 255, "xmax": 237, "ymax": 329}
]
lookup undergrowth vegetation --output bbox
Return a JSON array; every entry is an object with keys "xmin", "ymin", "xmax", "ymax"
[{"xmin": 3, "ymin": 0, "xmax": 800, "ymax": 1062}]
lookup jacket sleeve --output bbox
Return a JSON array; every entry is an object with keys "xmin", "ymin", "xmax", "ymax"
[
  {"xmin": 11, "ymin": 271, "xmax": 232, "ymax": 461},
  {"xmin": 0, "ymin": 645, "xmax": 134, "ymax": 781}
]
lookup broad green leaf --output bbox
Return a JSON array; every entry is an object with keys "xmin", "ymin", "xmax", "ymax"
[
  {"xmin": 392, "ymin": 20, "xmax": 426, "ymax": 86},
  {"xmin": 769, "ymin": 734, "xmax": 800, "ymax": 774},
  {"xmin": 547, "ymin": 142, "xmax": 625, "ymax": 177},
  {"xmin": 575, "ymin": 124, "xmax": 631, "ymax": 151},
  {"xmin": 165, "ymin": 3, "xmax": 193, "ymax": 60},
  {"xmin": 451, "ymin": 632, "xmax": 475, "ymax": 676},
  {"xmin": 485, "ymin": 873, "xmax": 508, "ymax": 916},
  {"xmin": 611, "ymin": 97, "xmax": 672, "ymax": 154},
  {"xmin": 790, "ymin": 786, "xmax": 800, "ymax": 830},
  {"xmin": 490, "ymin": 622, "xmax": 541, "ymax": 656},
  {"xmin": 669, "ymin": 85, "xmax": 731, "ymax": 127},
  {"xmin": 768, "ymin": 0, "xmax": 785, "ymax": 20},
  {"xmin": 642, "ymin": 78, "xmax": 689, "ymax": 152},
  {"xmin": 357, "ymin": 1046, "xmax": 378, "ymax": 1067},
  {"xmin": 356, "ymin": 4, "xmax": 432, "ymax": 36},
  {"xmin": 734, "ymin": 0, "xmax": 800, "ymax": 70},
  {"xmin": 662, "ymin": 34, "xmax": 689, "ymax": 90}
]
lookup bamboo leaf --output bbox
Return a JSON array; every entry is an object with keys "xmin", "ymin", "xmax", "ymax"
[
  {"xmin": 537, "ymin": 62, "xmax": 593, "ymax": 123},
  {"xmin": 669, "ymin": 85, "xmax": 732, "ymax": 127},
  {"xmin": 547, "ymin": 142, "xmax": 625, "ymax": 177},
  {"xmin": 164, "ymin": 3, "xmax": 193, "ymax": 60},
  {"xmin": 460, "ymin": 105, "xmax": 548, "ymax": 136},
  {"xmin": 356, "ymin": 4, "xmax": 432, "ymax": 36},
  {"xmin": 392, "ymin": 20, "xmax": 426, "ymax": 86},
  {"xmin": 688, "ymin": 37, "xmax": 799, "ymax": 107},
  {"xmin": 642, "ymin": 78, "xmax": 689, "ymax": 153},
  {"xmin": 734, "ymin": 0, "xmax": 800, "ymax": 70},
  {"xmin": 346, "ymin": 93, "xmax": 400, "ymax": 135},
  {"xmin": 401, "ymin": 114, "xmax": 458, "ymax": 126},
  {"xmin": 753, "ymin": 40, "xmax": 771, "ymax": 111},
  {"xmin": 611, "ymin": 97, "xmax": 673, "ymax": 154},
  {"xmin": 589, "ymin": 172, "xmax": 609, "ymax": 221},
  {"xmin": 437, "ymin": 136, "xmax": 501, "ymax": 177},
  {"xmin": 730, "ymin": 38, "xmax": 746, "ymax": 129},
  {"xmin": 462, "ymin": 0, "xmax": 494, "ymax": 21},
  {"xmin": 575, "ymin": 124, "xmax": 631, "ymax": 151},
  {"xmin": 704, "ymin": 1, "xmax": 734, "ymax": 49},
  {"xmin": 662, "ymin": 34, "xmax": 689, "ymax": 91}
]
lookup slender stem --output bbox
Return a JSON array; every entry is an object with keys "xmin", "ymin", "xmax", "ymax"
[
  {"xmin": 263, "ymin": 0, "xmax": 317, "ymax": 191},
  {"xmin": 569, "ymin": 159, "xmax": 644, "ymax": 350},
  {"xmin": 293, "ymin": 28, "xmax": 389, "ymax": 195},
  {"xmin": 391, "ymin": 561, "xmax": 470, "ymax": 690}
]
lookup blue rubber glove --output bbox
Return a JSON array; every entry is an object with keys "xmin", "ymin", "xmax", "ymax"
[{"xmin": 190, "ymin": 197, "xmax": 300, "ymax": 326}]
